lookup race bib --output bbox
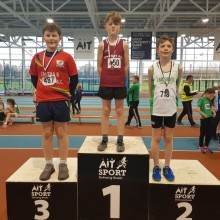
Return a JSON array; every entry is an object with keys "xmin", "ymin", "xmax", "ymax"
[
  {"xmin": 158, "ymin": 89, "xmax": 171, "ymax": 99},
  {"xmin": 107, "ymin": 57, "xmax": 121, "ymax": 69},
  {"xmin": 42, "ymin": 74, "xmax": 57, "ymax": 86}
]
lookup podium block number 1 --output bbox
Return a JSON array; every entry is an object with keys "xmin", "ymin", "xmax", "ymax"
[
  {"xmin": 34, "ymin": 200, "xmax": 50, "ymax": 220},
  {"xmin": 177, "ymin": 202, "xmax": 192, "ymax": 220},
  {"xmin": 102, "ymin": 185, "xmax": 120, "ymax": 219}
]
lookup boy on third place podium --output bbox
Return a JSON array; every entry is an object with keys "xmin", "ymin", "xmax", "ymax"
[{"xmin": 29, "ymin": 22, "xmax": 78, "ymax": 181}]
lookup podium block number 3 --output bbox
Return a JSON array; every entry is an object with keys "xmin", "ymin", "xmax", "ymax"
[
  {"xmin": 102, "ymin": 185, "xmax": 120, "ymax": 219},
  {"xmin": 34, "ymin": 200, "xmax": 50, "ymax": 220}
]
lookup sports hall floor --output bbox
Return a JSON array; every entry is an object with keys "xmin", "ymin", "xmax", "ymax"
[{"xmin": 0, "ymin": 94, "xmax": 220, "ymax": 220}]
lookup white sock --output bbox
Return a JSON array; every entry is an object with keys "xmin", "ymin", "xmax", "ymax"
[
  {"xmin": 46, "ymin": 160, "xmax": 53, "ymax": 165},
  {"xmin": 60, "ymin": 160, "xmax": 67, "ymax": 164}
]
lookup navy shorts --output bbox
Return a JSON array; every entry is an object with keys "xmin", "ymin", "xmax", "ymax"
[
  {"xmin": 98, "ymin": 87, "xmax": 127, "ymax": 100},
  {"xmin": 151, "ymin": 113, "xmax": 177, "ymax": 128},
  {"xmin": 36, "ymin": 101, "xmax": 70, "ymax": 122}
]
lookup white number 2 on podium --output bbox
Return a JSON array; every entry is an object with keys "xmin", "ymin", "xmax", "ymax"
[
  {"xmin": 177, "ymin": 202, "xmax": 192, "ymax": 220},
  {"xmin": 34, "ymin": 200, "xmax": 50, "ymax": 220},
  {"xmin": 102, "ymin": 185, "xmax": 120, "ymax": 219}
]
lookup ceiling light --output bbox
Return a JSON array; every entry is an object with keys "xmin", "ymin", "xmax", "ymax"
[
  {"xmin": 118, "ymin": 34, "xmax": 123, "ymax": 38},
  {"xmin": 121, "ymin": 18, "xmax": 126, "ymax": 23},
  {"xmin": 47, "ymin": 18, "xmax": 54, "ymax": 23},
  {"xmin": 181, "ymin": 34, "xmax": 186, "ymax": 37},
  {"xmin": 0, "ymin": 34, "xmax": 5, "ymax": 37},
  {"xmin": 202, "ymin": 18, "xmax": 209, "ymax": 23}
]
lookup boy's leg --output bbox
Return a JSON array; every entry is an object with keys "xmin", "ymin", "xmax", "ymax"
[
  {"xmin": 115, "ymin": 99, "xmax": 125, "ymax": 152},
  {"xmin": 126, "ymin": 104, "xmax": 134, "ymax": 126},
  {"xmin": 55, "ymin": 121, "xmax": 69, "ymax": 180},
  {"xmin": 40, "ymin": 121, "xmax": 55, "ymax": 181},
  {"xmin": 163, "ymin": 127, "xmax": 174, "ymax": 166},
  {"xmin": 98, "ymin": 99, "xmax": 111, "ymax": 151}
]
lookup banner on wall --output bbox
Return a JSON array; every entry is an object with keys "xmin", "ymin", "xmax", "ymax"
[
  {"xmin": 156, "ymin": 32, "xmax": 177, "ymax": 60},
  {"xmin": 74, "ymin": 33, "xmax": 94, "ymax": 59},
  {"xmin": 213, "ymin": 33, "xmax": 220, "ymax": 60},
  {"xmin": 131, "ymin": 32, "xmax": 152, "ymax": 60}
]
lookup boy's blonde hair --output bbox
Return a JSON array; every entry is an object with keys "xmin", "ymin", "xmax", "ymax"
[
  {"xmin": 105, "ymin": 11, "xmax": 122, "ymax": 25},
  {"xmin": 156, "ymin": 35, "xmax": 175, "ymax": 49},
  {"xmin": 42, "ymin": 22, "xmax": 61, "ymax": 36}
]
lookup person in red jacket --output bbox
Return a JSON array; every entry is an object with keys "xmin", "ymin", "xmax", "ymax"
[{"xmin": 29, "ymin": 22, "xmax": 78, "ymax": 181}]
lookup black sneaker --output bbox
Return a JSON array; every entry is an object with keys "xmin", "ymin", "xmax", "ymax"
[
  {"xmin": 191, "ymin": 124, "xmax": 199, "ymax": 127},
  {"xmin": 58, "ymin": 163, "xmax": 69, "ymax": 180},
  {"xmin": 39, "ymin": 164, "xmax": 55, "ymax": 181},
  {"xmin": 97, "ymin": 140, "xmax": 108, "ymax": 151},
  {"xmin": 176, "ymin": 121, "xmax": 184, "ymax": 125},
  {"xmin": 117, "ymin": 140, "xmax": 125, "ymax": 152},
  {"xmin": 125, "ymin": 122, "xmax": 130, "ymax": 128}
]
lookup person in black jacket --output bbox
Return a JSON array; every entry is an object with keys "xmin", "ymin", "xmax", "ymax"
[{"xmin": 177, "ymin": 75, "xmax": 199, "ymax": 127}]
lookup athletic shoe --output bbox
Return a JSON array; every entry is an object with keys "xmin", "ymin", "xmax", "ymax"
[
  {"xmin": 97, "ymin": 140, "xmax": 108, "ymax": 151},
  {"xmin": 39, "ymin": 164, "xmax": 55, "ymax": 181},
  {"xmin": 116, "ymin": 140, "xmax": 125, "ymax": 152},
  {"xmin": 152, "ymin": 166, "xmax": 161, "ymax": 181},
  {"xmin": 125, "ymin": 122, "xmax": 130, "ymax": 128},
  {"xmin": 135, "ymin": 124, "xmax": 143, "ymax": 129},
  {"xmin": 163, "ymin": 166, "xmax": 175, "ymax": 181},
  {"xmin": 8, "ymin": 120, "xmax": 13, "ymax": 125},
  {"xmin": 191, "ymin": 124, "xmax": 199, "ymax": 127},
  {"xmin": 205, "ymin": 146, "xmax": 213, "ymax": 153},
  {"xmin": 199, "ymin": 147, "xmax": 206, "ymax": 154},
  {"xmin": 58, "ymin": 163, "xmax": 69, "ymax": 180},
  {"xmin": 176, "ymin": 121, "xmax": 184, "ymax": 125}
]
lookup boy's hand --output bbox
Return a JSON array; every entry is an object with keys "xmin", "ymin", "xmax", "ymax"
[{"xmin": 203, "ymin": 114, "xmax": 208, "ymax": 118}]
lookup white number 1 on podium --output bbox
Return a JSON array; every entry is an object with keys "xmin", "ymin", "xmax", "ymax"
[{"xmin": 102, "ymin": 185, "xmax": 120, "ymax": 219}]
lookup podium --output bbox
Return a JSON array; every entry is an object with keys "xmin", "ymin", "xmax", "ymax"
[
  {"xmin": 149, "ymin": 159, "xmax": 220, "ymax": 220},
  {"xmin": 78, "ymin": 136, "xmax": 149, "ymax": 220},
  {"xmin": 6, "ymin": 158, "xmax": 77, "ymax": 220}
]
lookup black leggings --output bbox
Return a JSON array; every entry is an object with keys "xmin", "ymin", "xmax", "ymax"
[
  {"xmin": 199, "ymin": 117, "xmax": 213, "ymax": 147},
  {"xmin": 177, "ymin": 101, "xmax": 196, "ymax": 126},
  {"xmin": 126, "ymin": 101, "xmax": 141, "ymax": 126}
]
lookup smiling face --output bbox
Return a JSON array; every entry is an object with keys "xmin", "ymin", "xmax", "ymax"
[
  {"xmin": 157, "ymin": 39, "xmax": 174, "ymax": 59},
  {"xmin": 43, "ymin": 30, "xmax": 61, "ymax": 52}
]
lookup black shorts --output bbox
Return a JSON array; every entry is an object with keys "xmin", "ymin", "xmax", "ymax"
[
  {"xmin": 151, "ymin": 113, "xmax": 177, "ymax": 128},
  {"xmin": 98, "ymin": 87, "xmax": 127, "ymax": 100},
  {"xmin": 36, "ymin": 101, "xmax": 70, "ymax": 122}
]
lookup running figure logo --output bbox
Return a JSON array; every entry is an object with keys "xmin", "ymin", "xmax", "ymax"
[{"xmin": 116, "ymin": 157, "xmax": 128, "ymax": 169}]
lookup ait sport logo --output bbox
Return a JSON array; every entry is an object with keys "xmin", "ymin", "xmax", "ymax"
[
  {"xmin": 98, "ymin": 157, "xmax": 128, "ymax": 180},
  {"xmin": 31, "ymin": 183, "xmax": 52, "ymax": 199},
  {"xmin": 175, "ymin": 186, "xmax": 196, "ymax": 201}
]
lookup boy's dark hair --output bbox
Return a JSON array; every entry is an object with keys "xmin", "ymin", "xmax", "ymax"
[
  {"xmin": 186, "ymin": 75, "xmax": 193, "ymax": 80},
  {"xmin": 204, "ymin": 88, "xmax": 215, "ymax": 94},
  {"xmin": 7, "ymin": 98, "xmax": 15, "ymax": 107},
  {"xmin": 133, "ymin": 75, "xmax": 139, "ymax": 81},
  {"xmin": 42, "ymin": 22, "xmax": 61, "ymax": 36},
  {"xmin": 156, "ymin": 35, "xmax": 175, "ymax": 49},
  {"xmin": 105, "ymin": 11, "xmax": 122, "ymax": 25}
]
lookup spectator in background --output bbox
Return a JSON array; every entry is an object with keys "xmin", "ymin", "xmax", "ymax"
[
  {"xmin": 125, "ymin": 75, "xmax": 142, "ymax": 128},
  {"xmin": 2, "ymin": 98, "xmax": 20, "ymax": 128},
  {"xmin": 0, "ymin": 97, "xmax": 6, "ymax": 122},
  {"xmin": 195, "ymin": 88, "xmax": 216, "ymax": 153},
  {"xmin": 75, "ymin": 84, "xmax": 83, "ymax": 114},
  {"xmin": 177, "ymin": 75, "xmax": 199, "ymax": 127}
]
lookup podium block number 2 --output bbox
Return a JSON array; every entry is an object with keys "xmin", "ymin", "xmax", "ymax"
[
  {"xmin": 102, "ymin": 185, "xmax": 120, "ymax": 219},
  {"xmin": 34, "ymin": 200, "xmax": 50, "ymax": 220},
  {"xmin": 177, "ymin": 202, "xmax": 192, "ymax": 220}
]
